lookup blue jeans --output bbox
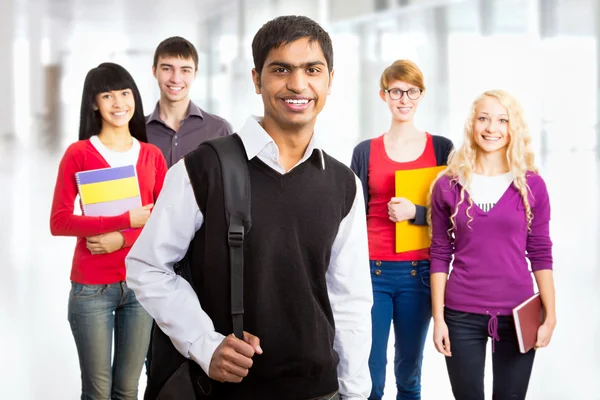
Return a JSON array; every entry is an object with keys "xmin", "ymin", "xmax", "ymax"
[
  {"xmin": 68, "ymin": 281, "xmax": 153, "ymax": 400},
  {"xmin": 368, "ymin": 260, "xmax": 432, "ymax": 400},
  {"xmin": 444, "ymin": 307, "xmax": 536, "ymax": 400}
]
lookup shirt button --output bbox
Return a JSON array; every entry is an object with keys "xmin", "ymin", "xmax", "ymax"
[
  {"xmin": 411, "ymin": 269, "xmax": 417, "ymax": 277},
  {"xmin": 175, "ymin": 142, "xmax": 178, "ymax": 146},
  {"xmin": 375, "ymin": 269, "xmax": 382, "ymax": 276},
  {"xmin": 375, "ymin": 260, "xmax": 382, "ymax": 267},
  {"xmin": 174, "ymin": 135, "xmax": 178, "ymax": 139},
  {"xmin": 412, "ymin": 260, "xmax": 418, "ymax": 267}
]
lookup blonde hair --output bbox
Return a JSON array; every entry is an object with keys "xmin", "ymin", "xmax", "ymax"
[
  {"xmin": 379, "ymin": 60, "xmax": 425, "ymax": 91},
  {"xmin": 430, "ymin": 90, "xmax": 537, "ymax": 235}
]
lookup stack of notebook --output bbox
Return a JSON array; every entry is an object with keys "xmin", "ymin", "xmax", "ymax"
[{"xmin": 75, "ymin": 165, "xmax": 141, "ymax": 216}]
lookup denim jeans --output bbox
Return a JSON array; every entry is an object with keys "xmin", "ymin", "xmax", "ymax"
[
  {"xmin": 68, "ymin": 281, "xmax": 153, "ymax": 400},
  {"xmin": 444, "ymin": 307, "xmax": 536, "ymax": 400},
  {"xmin": 368, "ymin": 260, "xmax": 432, "ymax": 400}
]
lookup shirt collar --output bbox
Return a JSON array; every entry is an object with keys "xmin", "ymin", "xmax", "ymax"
[
  {"xmin": 186, "ymin": 101, "xmax": 204, "ymax": 118},
  {"xmin": 237, "ymin": 116, "xmax": 325, "ymax": 170},
  {"xmin": 147, "ymin": 100, "xmax": 204, "ymax": 124}
]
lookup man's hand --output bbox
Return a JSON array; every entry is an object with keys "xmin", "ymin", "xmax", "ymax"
[
  {"xmin": 388, "ymin": 197, "xmax": 417, "ymax": 223},
  {"xmin": 208, "ymin": 332, "xmax": 263, "ymax": 383},
  {"xmin": 86, "ymin": 232, "xmax": 125, "ymax": 254}
]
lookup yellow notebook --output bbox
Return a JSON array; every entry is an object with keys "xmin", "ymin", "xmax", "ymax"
[{"xmin": 395, "ymin": 166, "xmax": 446, "ymax": 253}]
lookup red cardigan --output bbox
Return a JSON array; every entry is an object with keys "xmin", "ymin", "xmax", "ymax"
[{"xmin": 50, "ymin": 139, "xmax": 167, "ymax": 284}]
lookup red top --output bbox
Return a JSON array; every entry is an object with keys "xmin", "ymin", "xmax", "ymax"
[
  {"xmin": 50, "ymin": 139, "xmax": 167, "ymax": 284},
  {"xmin": 367, "ymin": 133, "xmax": 437, "ymax": 261}
]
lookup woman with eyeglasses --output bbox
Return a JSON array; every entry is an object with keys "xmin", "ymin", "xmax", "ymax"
[{"xmin": 351, "ymin": 59, "xmax": 453, "ymax": 400}]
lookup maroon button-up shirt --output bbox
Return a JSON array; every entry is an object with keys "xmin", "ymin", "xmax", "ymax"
[{"xmin": 146, "ymin": 101, "xmax": 233, "ymax": 168}]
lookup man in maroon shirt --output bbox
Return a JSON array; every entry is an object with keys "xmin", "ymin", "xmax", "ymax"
[{"xmin": 147, "ymin": 36, "xmax": 233, "ymax": 168}]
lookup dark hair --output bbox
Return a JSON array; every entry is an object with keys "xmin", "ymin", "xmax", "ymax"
[
  {"xmin": 153, "ymin": 36, "xmax": 199, "ymax": 71},
  {"xmin": 78, "ymin": 62, "xmax": 147, "ymax": 142},
  {"xmin": 251, "ymin": 15, "xmax": 333, "ymax": 75}
]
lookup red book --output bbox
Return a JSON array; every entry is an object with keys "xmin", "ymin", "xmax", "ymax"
[{"xmin": 512, "ymin": 293, "xmax": 544, "ymax": 353}]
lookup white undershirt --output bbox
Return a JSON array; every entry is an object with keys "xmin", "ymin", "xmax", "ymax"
[
  {"xmin": 466, "ymin": 172, "xmax": 514, "ymax": 212},
  {"xmin": 90, "ymin": 135, "xmax": 140, "ymax": 168}
]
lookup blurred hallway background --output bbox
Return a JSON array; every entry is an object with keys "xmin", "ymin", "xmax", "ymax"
[{"xmin": 1, "ymin": 0, "xmax": 599, "ymax": 398}]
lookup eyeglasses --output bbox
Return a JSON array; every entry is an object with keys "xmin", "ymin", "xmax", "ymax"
[{"xmin": 384, "ymin": 87, "xmax": 422, "ymax": 100}]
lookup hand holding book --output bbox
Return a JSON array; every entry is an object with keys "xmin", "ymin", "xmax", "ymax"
[
  {"xmin": 86, "ymin": 232, "xmax": 126, "ymax": 254},
  {"xmin": 388, "ymin": 197, "xmax": 417, "ymax": 223},
  {"xmin": 394, "ymin": 165, "xmax": 446, "ymax": 252},
  {"xmin": 512, "ymin": 292, "xmax": 556, "ymax": 353},
  {"xmin": 534, "ymin": 318, "xmax": 556, "ymax": 350},
  {"xmin": 85, "ymin": 204, "xmax": 154, "ymax": 254},
  {"xmin": 129, "ymin": 203, "xmax": 154, "ymax": 228},
  {"xmin": 532, "ymin": 269, "xmax": 557, "ymax": 350}
]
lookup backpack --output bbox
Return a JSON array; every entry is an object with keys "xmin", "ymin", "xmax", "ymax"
[
  {"xmin": 152, "ymin": 133, "xmax": 251, "ymax": 399},
  {"xmin": 175, "ymin": 133, "xmax": 250, "ymax": 340}
]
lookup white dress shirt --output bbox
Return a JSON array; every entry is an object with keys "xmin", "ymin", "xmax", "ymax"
[{"xmin": 126, "ymin": 116, "xmax": 373, "ymax": 399}]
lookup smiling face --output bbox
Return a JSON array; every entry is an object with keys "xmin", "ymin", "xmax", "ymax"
[
  {"xmin": 153, "ymin": 56, "xmax": 196, "ymax": 104},
  {"xmin": 472, "ymin": 95, "xmax": 511, "ymax": 155},
  {"xmin": 252, "ymin": 37, "xmax": 333, "ymax": 133},
  {"xmin": 95, "ymin": 88, "xmax": 135, "ymax": 130},
  {"xmin": 380, "ymin": 79, "xmax": 423, "ymax": 123}
]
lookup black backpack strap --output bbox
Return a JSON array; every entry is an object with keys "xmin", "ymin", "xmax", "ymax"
[{"xmin": 204, "ymin": 134, "xmax": 251, "ymax": 340}]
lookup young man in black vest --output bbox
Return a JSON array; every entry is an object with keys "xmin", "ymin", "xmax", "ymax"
[{"xmin": 126, "ymin": 15, "xmax": 373, "ymax": 400}]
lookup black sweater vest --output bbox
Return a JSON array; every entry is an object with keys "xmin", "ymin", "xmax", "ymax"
[{"xmin": 148, "ymin": 141, "xmax": 357, "ymax": 400}]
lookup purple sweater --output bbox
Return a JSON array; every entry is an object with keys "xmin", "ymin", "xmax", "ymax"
[{"xmin": 430, "ymin": 172, "xmax": 553, "ymax": 316}]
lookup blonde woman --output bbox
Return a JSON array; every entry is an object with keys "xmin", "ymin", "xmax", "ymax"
[
  {"xmin": 429, "ymin": 90, "xmax": 556, "ymax": 399},
  {"xmin": 351, "ymin": 60, "xmax": 453, "ymax": 399}
]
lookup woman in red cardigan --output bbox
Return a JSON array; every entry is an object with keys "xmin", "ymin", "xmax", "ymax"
[{"xmin": 50, "ymin": 62, "xmax": 167, "ymax": 399}]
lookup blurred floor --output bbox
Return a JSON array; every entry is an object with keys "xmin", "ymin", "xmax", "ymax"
[{"xmin": 0, "ymin": 122, "xmax": 599, "ymax": 399}]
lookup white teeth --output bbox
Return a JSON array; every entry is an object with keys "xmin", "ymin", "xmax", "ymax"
[
  {"xmin": 399, "ymin": 107, "xmax": 411, "ymax": 111},
  {"xmin": 482, "ymin": 135, "xmax": 500, "ymax": 141},
  {"xmin": 285, "ymin": 99, "xmax": 309, "ymax": 104},
  {"xmin": 168, "ymin": 86, "xmax": 183, "ymax": 92},
  {"xmin": 113, "ymin": 111, "xmax": 127, "ymax": 116}
]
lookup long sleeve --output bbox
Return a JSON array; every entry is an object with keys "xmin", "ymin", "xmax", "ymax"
[
  {"xmin": 125, "ymin": 160, "xmax": 224, "ymax": 375},
  {"xmin": 411, "ymin": 205, "xmax": 427, "ymax": 226},
  {"xmin": 429, "ymin": 177, "xmax": 454, "ymax": 274},
  {"xmin": 350, "ymin": 146, "xmax": 363, "ymax": 179},
  {"xmin": 326, "ymin": 175, "xmax": 373, "ymax": 399},
  {"xmin": 526, "ymin": 175, "xmax": 553, "ymax": 271},
  {"xmin": 151, "ymin": 150, "xmax": 168, "ymax": 201},
  {"xmin": 121, "ymin": 152, "xmax": 168, "ymax": 248},
  {"xmin": 121, "ymin": 228, "xmax": 142, "ymax": 249},
  {"xmin": 49, "ymin": 142, "xmax": 132, "ymax": 237},
  {"xmin": 350, "ymin": 140, "xmax": 370, "ymax": 214}
]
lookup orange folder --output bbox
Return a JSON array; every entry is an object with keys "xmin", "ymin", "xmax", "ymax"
[{"xmin": 395, "ymin": 166, "xmax": 446, "ymax": 253}]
